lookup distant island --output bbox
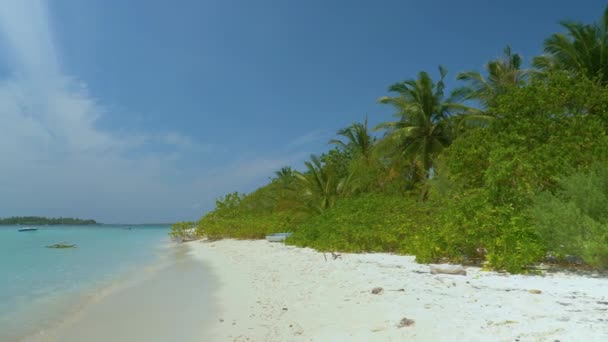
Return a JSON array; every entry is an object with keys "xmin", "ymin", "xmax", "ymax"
[{"xmin": 0, "ymin": 216, "xmax": 97, "ymax": 225}]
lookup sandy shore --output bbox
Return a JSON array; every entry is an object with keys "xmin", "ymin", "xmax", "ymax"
[
  {"xmin": 192, "ymin": 239, "xmax": 608, "ymax": 342},
  {"xmin": 24, "ymin": 244, "xmax": 217, "ymax": 342}
]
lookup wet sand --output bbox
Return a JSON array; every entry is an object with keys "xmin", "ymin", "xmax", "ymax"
[{"xmin": 25, "ymin": 245, "xmax": 218, "ymax": 342}]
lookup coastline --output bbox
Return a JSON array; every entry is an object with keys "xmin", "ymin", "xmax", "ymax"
[
  {"xmin": 18, "ymin": 238, "xmax": 608, "ymax": 341},
  {"xmin": 190, "ymin": 239, "xmax": 608, "ymax": 342},
  {"xmin": 23, "ymin": 243, "xmax": 218, "ymax": 342},
  {"xmin": 0, "ymin": 225, "xmax": 174, "ymax": 341}
]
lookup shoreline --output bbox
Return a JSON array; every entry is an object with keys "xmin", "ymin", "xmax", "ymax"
[
  {"xmin": 190, "ymin": 239, "xmax": 608, "ymax": 341},
  {"xmin": 17, "ymin": 238, "xmax": 608, "ymax": 341},
  {"xmin": 23, "ymin": 243, "xmax": 217, "ymax": 342},
  {"xmin": 0, "ymin": 226, "xmax": 172, "ymax": 342}
]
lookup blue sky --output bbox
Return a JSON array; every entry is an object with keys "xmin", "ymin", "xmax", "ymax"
[{"xmin": 0, "ymin": 0, "xmax": 601, "ymax": 223}]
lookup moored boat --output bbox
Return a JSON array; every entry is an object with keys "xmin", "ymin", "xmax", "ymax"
[
  {"xmin": 265, "ymin": 232, "xmax": 292, "ymax": 242},
  {"xmin": 18, "ymin": 227, "xmax": 38, "ymax": 232}
]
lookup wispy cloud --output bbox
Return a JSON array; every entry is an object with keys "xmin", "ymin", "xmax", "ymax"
[
  {"xmin": 284, "ymin": 129, "xmax": 333, "ymax": 150},
  {"xmin": 0, "ymin": 1, "xmax": 208, "ymax": 222},
  {"xmin": 0, "ymin": 1, "xmax": 316, "ymax": 223},
  {"xmin": 162, "ymin": 131, "xmax": 213, "ymax": 152}
]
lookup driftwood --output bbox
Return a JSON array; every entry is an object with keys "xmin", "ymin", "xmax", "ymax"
[
  {"xmin": 323, "ymin": 252, "xmax": 342, "ymax": 261},
  {"xmin": 430, "ymin": 264, "xmax": 467, "ymax": 276}
]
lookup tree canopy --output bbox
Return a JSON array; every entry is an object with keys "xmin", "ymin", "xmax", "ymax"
[{"xmin": 173, "ymin": 5, "xmax": 608, "ymax": 273}]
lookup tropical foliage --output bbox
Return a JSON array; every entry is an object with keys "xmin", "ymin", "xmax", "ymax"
[
  {"xmin": 183, "ymin": 6, "xmax": 608, "ymax": 272},
  {"xmin": 531, "ymin": 165, "xmax": 608, "ymax": 268},
  {"xmin": 533, "ymin": 6, "xmax": 608, "ymax": 84},
  {"xmin": 457, "ymin": 45, "xmax": 529, "ymax": 109},
  {"xmin": 374, "ymin": 66, "xmax": 465, "ymax": 179}
]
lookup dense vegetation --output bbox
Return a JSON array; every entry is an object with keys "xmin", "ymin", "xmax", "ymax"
[
  {"xmin": 0, "ymin": 216, "xmax": 97, "ymax": 225},
  {"xmin": 173, "ymin": 7, "xmax": 608, "ymax": 272}
]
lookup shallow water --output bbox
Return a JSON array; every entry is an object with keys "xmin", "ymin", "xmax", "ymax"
[
  {"xmin": 44, "ymin": 243, "xmax": 218, "ymax": 342},
  {"xmin": 0, "ymin": 224, "xmax": 170, "ymax": 340}
]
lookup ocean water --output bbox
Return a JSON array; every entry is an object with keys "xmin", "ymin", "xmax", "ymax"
[{"xmin": 0, "ymin": 224, "xmax": 171, "ymax": 340}]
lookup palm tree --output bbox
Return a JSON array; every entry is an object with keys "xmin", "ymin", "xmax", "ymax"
[
  {"xmin": 533, "ymin": 6, "xmax": 608, "ymax": 84},
  {"xmin": 295, "ymin": 155, "xmax": 351, "ymax": 212},
  {"xmin": 329, "ymin": 117, "xmax": 374, "ymax": 161},
  {"xmin": 375, "ymin": 66, "xmax": 469, "ymax": 179},
  {"xmin": 274, "ymin": 166, "xmax": 295, "ymax": 180},
  {"xmin": 457, "ymin": 45, "xmax": 529, "ymax": 109}
]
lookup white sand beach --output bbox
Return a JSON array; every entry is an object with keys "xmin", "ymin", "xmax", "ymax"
[
  {"xmin": 23, "ymin": 239, "xmax": 608, "ymax": 342},
  {"xmin": 193, "ymin": 239, "xmax": 608, "ymax": 342}
]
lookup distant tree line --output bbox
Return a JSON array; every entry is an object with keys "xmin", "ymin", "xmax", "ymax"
[{"xmin": 0, "ymin": 216, "xmax": 97, "ymax": 225}]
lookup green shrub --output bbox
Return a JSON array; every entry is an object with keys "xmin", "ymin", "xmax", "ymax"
[
  {"xmin": 286, "ymin": 190, "xmax": 544, "ymax": 273},
  {"xmin": 195, "ymin": 188, "xmax": 309, "ymax": 239},
  {"xmin": 169, "ymin": 221, "xmax": 198, "ymax": 242},
  {"xmin": 198, "ymin": 211, "xmax": 301, "ymax": 240},
  {"xmin": 287, "ymin": 193, "xmax": 433, "ymax": 253},
  {"xmin": 531, "ymin": 165, "xmax": 608, "ymax": 268},
  {"xmin": 411, "ymin": 189, "xmax": 544, "ymax": 272}
]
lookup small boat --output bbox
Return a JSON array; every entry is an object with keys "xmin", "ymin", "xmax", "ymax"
[
  {"xmin": 18, "ymin": 227, "xmax": 38, "ymax": 232},
  {"xmin": 265, "ymin": 232, "xmax": 292, "ymax": 242},
  {"xmin": 46, "ymin": 242, "xmax": 76, "ymax": 249}
]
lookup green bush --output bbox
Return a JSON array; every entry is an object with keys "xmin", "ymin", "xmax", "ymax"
[
  {"xmin": 198, "ymin": 211, "xmax": 301, "ymax": 240},
  {"xmin": 287, "ymin": 190, "xmax": 544, "ymax": 273},
  {"xmin": 444, "ymin": 73, "xmax": 608, "ymax": 209},
  {"xmin": 195, "ymin": 187, "xmax": 309, "ymax": 239},
  {"xmin": 287, "ymin": 193, "xmax": 434, "ymax": 253},
  {"xmin": 410, "ymin": 189, "xmax": 544, "ymax": 272},
  {"xmin": 169, "ymin": 221, "xmax": 198, "ymax": 242},
  {"xmin": 531, "ymin": 165, "xmax": 608, "ymax": 268}
]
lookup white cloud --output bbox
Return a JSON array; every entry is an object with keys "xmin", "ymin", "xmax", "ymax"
[
  {"xmin": 162, "ymin": 131, "xmax": 213, "ymax": 152},
  {"xmin": 0, "ymin": 1, "xmax": 206, "ymax": 222},
  {"xmin": 0, "ymin": 1, "xmax": 311, "ymax": 223}
]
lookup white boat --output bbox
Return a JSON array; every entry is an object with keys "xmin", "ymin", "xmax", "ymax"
[
  {"xmin": 18, "ymin": 227, "xmax": 38, "ymax": 232},
  {"xmin": 265, "ymin": 232, "xmax": 292, "ymax": 242}
]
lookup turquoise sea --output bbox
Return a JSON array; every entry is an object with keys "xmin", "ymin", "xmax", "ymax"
[{"xmin": 0, "ymin": 224, "xmax": 171, "ymax": 340}]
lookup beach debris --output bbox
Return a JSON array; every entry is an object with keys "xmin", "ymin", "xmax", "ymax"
[
  {"xmin": 371, "ymin": 326, "xmax": 387, "ymax": 332},
  {"xmin": 322, "ymin": 252, "xmax": 343, "ymax": 261},
  {"xmin": 397, "ymin": 317, "xmax": 415, "ymax": 328},
  {"xmin": 488, "ymin": 320, "xmax": 518, "ymax": 326},
  {"xmin": 430, "ymin": 264, "xmax": 467, "ymax": 276},
  {"xmin": 371, "ymin": 287, "xmax": 384, "ymax": 295},
  {"xmin": 46, "ymin": 242, "xmax": 76, "ymax": 249},
  {"xmin": 529, "ymin": 289, "xmax": 542, "ymax": 294}
]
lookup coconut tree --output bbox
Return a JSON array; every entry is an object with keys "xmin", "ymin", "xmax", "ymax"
[
  {"xmin": 274, "ymin": 166, "xmax": 295, "ymax": 180},
  {"xmin": 533, "ymin": 6, "xmax": 608, "ymax": 84},
  {"xmin": 375, "ymin": 66, "xmax": 470, "ymax": 179},
  {"xmin": 457, "ymin": 45, "xmax": 529, "ymax": 109},
  {"xmin": 295, "ymin": 155, "xmax": 351, "ymax": 212},
  {"xmin": 329, "ymin": 117, "xmax": 374, "ymax": 161}
]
